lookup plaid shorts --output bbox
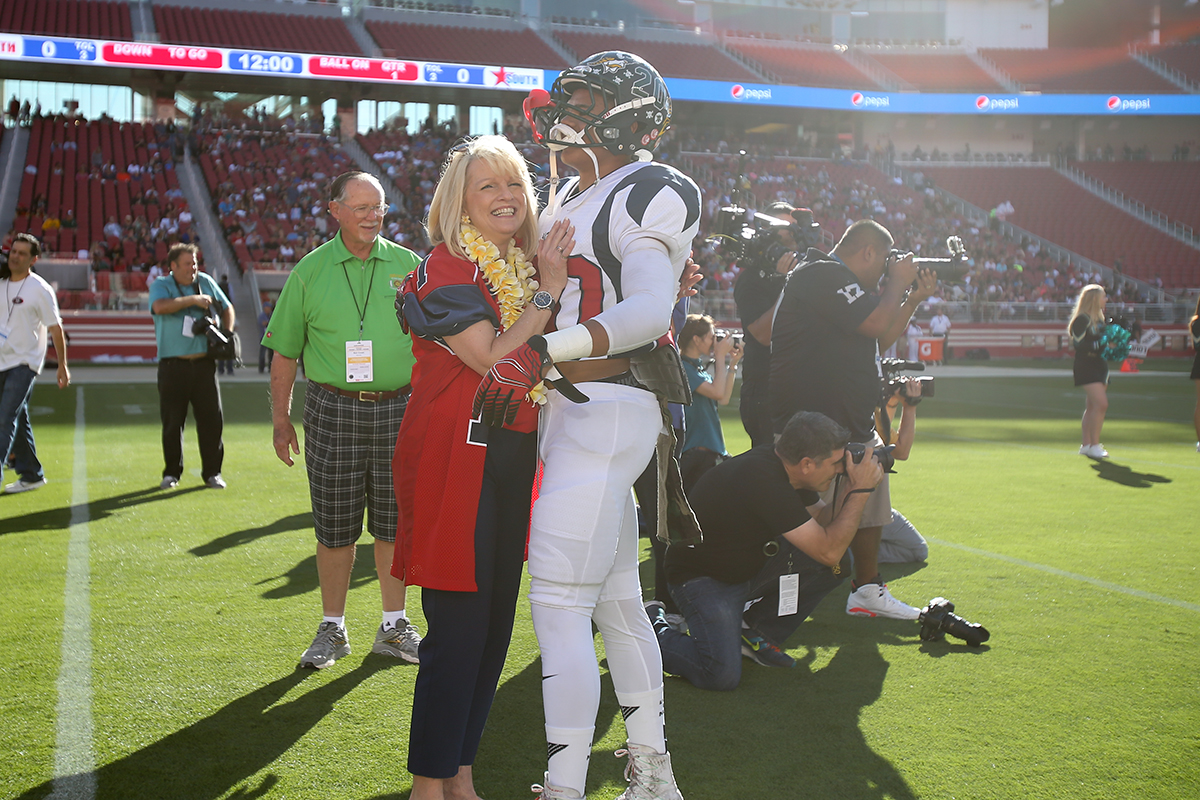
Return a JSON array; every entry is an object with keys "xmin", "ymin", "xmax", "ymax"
[{"xmin": 302, "ymin": 382, "xmax": 408, "ymax": 548}]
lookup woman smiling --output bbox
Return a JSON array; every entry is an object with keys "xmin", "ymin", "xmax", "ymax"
[{"xmin": 392, "ymin": 135, "xmax": 573, "ymax": 800}]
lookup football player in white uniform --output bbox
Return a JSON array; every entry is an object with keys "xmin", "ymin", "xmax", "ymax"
[{"xmin": 473, "ymin": 52, "xmax": 700, "ymax": 800}]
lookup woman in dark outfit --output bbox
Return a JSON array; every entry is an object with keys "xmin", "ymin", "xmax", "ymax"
[{"xmin": 1069, "ymin": 284, "xmax": 1109, "ymax": 458}]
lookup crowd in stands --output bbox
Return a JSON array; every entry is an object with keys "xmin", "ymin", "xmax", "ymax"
[
  {"xmin": 191, "ymin": 110, "xmax": 353, "ymax": 269},
  {"xmin": 4, "ymin": 106, "xmax": 196, "ymax": 308},
  {"xmin": 673, "ymin": 146, "xmax": 1160, "ymax": 312},
  {"xmin": 1, "ymin": 99, "xmax": 1178, "ymax": 316}
]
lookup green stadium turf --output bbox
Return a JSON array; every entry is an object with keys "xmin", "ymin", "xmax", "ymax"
[{"xmin": 2, "ymin": 367, "xmax": 1197, "ymax": 799}]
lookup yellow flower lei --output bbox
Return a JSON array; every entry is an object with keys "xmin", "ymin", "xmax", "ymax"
[{"xmin": 459, "ymin": 215, "xmax": 547, "ymax": 405}]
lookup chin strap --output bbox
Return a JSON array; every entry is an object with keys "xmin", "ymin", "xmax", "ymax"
[{"xmin": 546, "ymin": 122, "xmax": 601, "ymax": 204}]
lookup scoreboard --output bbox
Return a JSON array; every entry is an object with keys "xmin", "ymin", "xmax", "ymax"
[
  {"xmin": 3, "ymin": 31, "xmax": 1198, "ymax": 116},
  {"xmin": 0, "ymin": 32, "xmax": 543, "ymax": 92}
]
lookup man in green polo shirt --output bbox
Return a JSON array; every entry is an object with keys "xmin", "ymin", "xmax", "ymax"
[{"xmin": 264, "ymin": 171, "xmax": 423, "ymax": 669}]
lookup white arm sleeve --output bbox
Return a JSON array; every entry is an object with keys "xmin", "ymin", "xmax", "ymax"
[{"xmin": 591, "ymin": 237, "xmax": 676, "ymax": 355}]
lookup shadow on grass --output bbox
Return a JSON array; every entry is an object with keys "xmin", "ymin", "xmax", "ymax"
[
  {"xmin": 190, "ymin": 512, "xmax": 314, "ymax": 557},
  {"xmin": 256, "ymin": 544, "xmax": 380, "ymax": 599},
  {"xmin": 15, "ymin": 660, "xmax": 394, "ymax": 800},
  {"xmin": 0, "ymin": 485, "xmax": 205, "ymax": 536},
  {"xmin": 1089, "ymin": 460, "xmax": 1172, "ymax": 488}
]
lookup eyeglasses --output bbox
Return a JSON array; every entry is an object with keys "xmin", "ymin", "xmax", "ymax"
[{"xmin": 343, "ymin": 203, "xmax": 388, "ymax": 218}]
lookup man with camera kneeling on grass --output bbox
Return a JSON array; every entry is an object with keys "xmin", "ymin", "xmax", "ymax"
[
  {"xmin": 149, "ymin": 243, "xmax": 234, "ymax": 490},
  {"xmin": 649, "ymin": 411, "xmax": 883, "ymax": 691}
]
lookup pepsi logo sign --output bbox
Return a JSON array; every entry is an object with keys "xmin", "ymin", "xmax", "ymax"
[
  {"xmin": 976, "ymin": 95, "xmax": 1019, "ymax": 111},
  {"xmin": 849, "ymin": 92, "xmax": 888, "ymax": 108},
  {"xmin": 730, "ymin": 85, "xmax": 772, "ymax": 101},
  {"xmin": 1107, "ymin": 95, "xmax": 1150, "ymax": 112}
]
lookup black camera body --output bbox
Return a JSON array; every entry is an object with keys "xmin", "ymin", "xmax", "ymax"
[
  {"xmin": 845, "ymin": 441, "xmax": 897, "ymax": 474},
  {"xmin": 880, "ymin": 358, "xmax": 934, "ymax": 406},
  {"xmin": 890, "ymin": 235, "xmax": 970, "ymax": 284},
  {"xmin": 715, "ymin": 328, "xmax": 744, "ymax": 346},
  {"xmin": 714, "ymin": 205, "xmax": 802, "ymax": 273},
  {"xmin": 193, "ymin": 315, "xmax": 231, "ymax": 347},
  {"xmin": 709, "ymin": 150, "xmax": 822, "ymax": 276},
  {"xmin": 919, "ymin": 597, "xmax": 990, "ymax": 647}
]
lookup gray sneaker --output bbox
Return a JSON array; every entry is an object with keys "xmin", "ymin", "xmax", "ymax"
[
  {"xmin": 299, "ymin": 621, "xmax": 350, "ymax": 669},
  {"xmin": 371, "ymin": 619, "xmax": 421, "ymax": 663}
]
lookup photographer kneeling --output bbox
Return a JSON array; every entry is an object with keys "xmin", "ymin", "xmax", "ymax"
[{"xmin": 649, "ymin": 411, "xmax": 883, "ymax": 691}]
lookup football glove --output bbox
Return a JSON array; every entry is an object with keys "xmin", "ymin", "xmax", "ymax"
[{"xmin": 474, "ymin": 335, "xmax": 552, "ymax": 426}]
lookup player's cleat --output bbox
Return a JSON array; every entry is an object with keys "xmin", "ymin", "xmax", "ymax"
[
  {"xmin": 1080, "ymin": 444, "xmax": 1109, "ymax": 458},
  {"xmin": 740, "ymin": 633, "xmax": 796, "ymax": 668},
  {"xmin": 531, "ymin": 773, "xmax": 584, "ymax": 799},
  {"xmin": 299, "ymin": 621, "xmax": 350, "ymax": 669},
  {"xmin": 846, "ymin": 582, "xmax": 920, "ymax": 620},
  {"xmin": 615, "ymin": 742, "xmax": 684, "ymax": 800},
  {"xmin": 3, "ymin": 477, "xmax": 47, "ymax": 494},
  {"xmin": 159, "ymin": 476, "xmax": 179, "ymax": 489},
  {"xmin": 205, "ymin": 474, "xmax": 227, "ymax": 489},
  {"xmin": 371, "ymin": 619, "xmax": 422, "ymax": 663}
]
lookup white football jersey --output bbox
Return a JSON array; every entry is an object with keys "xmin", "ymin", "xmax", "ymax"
[{"xmin": 538, "ymin": 160, "xmax": 702, "ymax": 355}]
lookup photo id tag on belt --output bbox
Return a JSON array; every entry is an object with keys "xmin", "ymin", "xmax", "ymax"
[
  {"xmin": 346, "ymin": 339, "xmax": 373, "ymax": 383},
  {"xmin": 778, "ymin": 573, "xmax": 799, "ymax": 617},
  {"xmin": 182, "ymin": 317, "xmax": 195, "ymax": 338},
  {"xmin": 0, "ymin": 324, "xmax": 10, "ymax": 344}
]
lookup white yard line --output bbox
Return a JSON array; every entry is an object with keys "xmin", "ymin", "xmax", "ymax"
[
  {"xmin": 49, "ymin": 387, "xmax": 96, "ymax": 800},
  {"xmin": 927, "ymin": 537, "xmax": 1200, "ymax": 613}
]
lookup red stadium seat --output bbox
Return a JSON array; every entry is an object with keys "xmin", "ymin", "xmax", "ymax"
[
  {"xmin": 919, "ymin": 166, "xmax": 1198, "ymax": 288},
  {"xmin": 153, "ymin": 4, "xmax": 362, "ymax": 56}
]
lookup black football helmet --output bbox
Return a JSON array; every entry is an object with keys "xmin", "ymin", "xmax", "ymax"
[{"xmin": 525, "ymin": 51, "xmax": 672, "ymax": 160}]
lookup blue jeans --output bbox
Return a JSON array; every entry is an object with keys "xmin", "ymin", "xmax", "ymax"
[
  {"xmin": 657, "ymin": 540, "xmax": 848, "ymax": 691},
  {"xmin": 0, "ymin": 364, "xmax": 41, "ymax": 485}
]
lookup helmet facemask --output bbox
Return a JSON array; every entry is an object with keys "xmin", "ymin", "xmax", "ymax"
[{"xmin": 524, "ymin": 51, "xmax": 671, "ymax": 203}]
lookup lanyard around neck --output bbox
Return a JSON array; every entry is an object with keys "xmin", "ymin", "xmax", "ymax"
[
  {"xmin": 4, "ymin": 276, "xmax": 29, "ymax": 325},
  {"xmin": 341, "ymin": 259, "xmax": 377, "ymax": 340}
]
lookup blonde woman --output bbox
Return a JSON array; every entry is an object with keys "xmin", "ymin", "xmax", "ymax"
[
  {"xmin": 392, "ymin": 135, "xmax": 573, "ymax": 800},
  {"xmin": 1069, "ymin": 284, "xmax": 1109, "ymax": 458}
]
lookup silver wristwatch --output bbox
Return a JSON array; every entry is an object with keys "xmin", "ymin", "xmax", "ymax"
[{"xmin": 531, "ymin": 290, "xmax": 554, "ymax": 311}]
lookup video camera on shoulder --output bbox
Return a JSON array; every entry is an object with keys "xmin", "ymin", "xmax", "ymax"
[
  {"xmin": 889, "ymin": 236, "xmax": 970, "ymax": 284},
  {"xmin": 880, "ymin": 358, "xmax": 934, "ymax": 406},
  {"xmin": 708, "ymin": 151, "xmax": 821, "ymax": 274}
]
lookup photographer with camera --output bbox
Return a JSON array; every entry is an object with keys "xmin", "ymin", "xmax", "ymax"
[
  {"xmin": 732, "ymin": 203, "xmax": 821, "ymax": 447},
  {"xmin": 876, "ymin": 375, "xmax": 930, "ymax": 564},
  {"xmin": 149, "ymin": 243, "xmax": 234, "ymax": 490},
  {"xmin": 769, "ymin": 220, "xmax": 936, "ymax": 620},
  {"xmin": 648, "ymin": 411, "xmax": 883, "ymax": 690},
  {"xmin": 677, "ymin": 313, "xmax": 743, "ymax": 490}
]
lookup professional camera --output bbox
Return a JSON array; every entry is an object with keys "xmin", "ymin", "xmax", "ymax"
[
  {"xmin": 713, "ymin": 205, "xmax": 801, "ymax": 269},
  {"xmin": 889, "ymin": 236, "xmax": 970, "ymax": 284},
  {"xmin": 709, "ymin": 151, "xmax": 821, "ymax": 274},
  {"xmin": 715, "ymin": 328, "xmax": 744, "ymax": 346},
  {"xmin": 918, "ymin": 597, "xmax": 990, "ymax": 647},
  {"xmin": 845, "ymin": 441, "xmax": 897, "ymax": 474},
  {"xmin": 880, "ymin": 357, "xmax": 935, "ymax": 405},
  {"xmin": 193, "ymin": 315, "xmax": 232, "ymax": 347}
]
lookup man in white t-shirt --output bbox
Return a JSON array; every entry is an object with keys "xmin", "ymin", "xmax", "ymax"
[
  {"xmin": 929, "ymin": 310, "xmax": 951, "ymax": 363},
  {"xmin": 0, "ymin": 233, "xmax": 71, "ymax": 494}
]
